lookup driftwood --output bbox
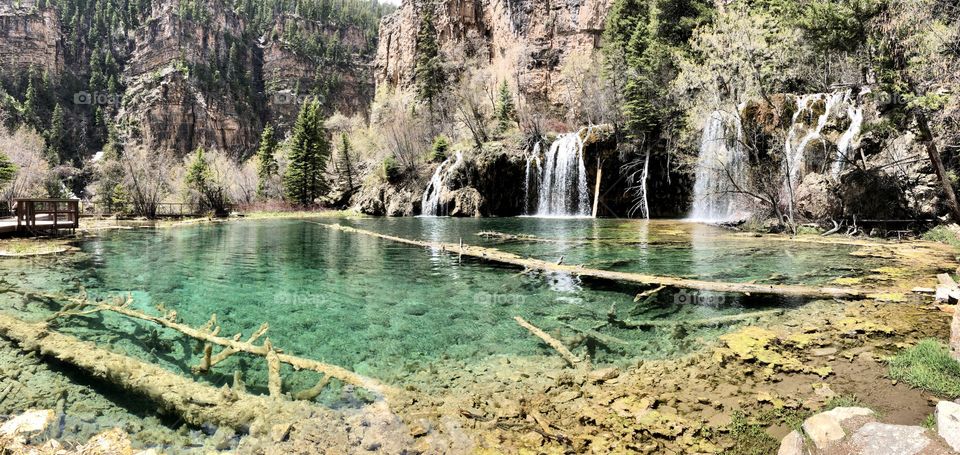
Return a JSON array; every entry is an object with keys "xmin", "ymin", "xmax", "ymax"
[
  {"xmin": 0, "ymin": 313, "xmax": 331, "ymax": 434},
  {"xmin": 6, "ymin": 286, "xmax": 396, "ymax": 400},
  {"xmin": 315, "ymin": 223, "xmax": 868, "ymax": 299},
  {"xmin": 514, "ymin": 316, "xmax": 585, "ymax": 368},
  {"xmin": 616, "ymin": 309, "xmax": 784, "ymax": 330}
]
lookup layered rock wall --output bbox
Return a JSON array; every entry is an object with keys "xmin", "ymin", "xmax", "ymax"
[
  {"xmin": 0, "ymin": 2, "xmax": 62, "ymax": 77},
  {"xmin": 375, "ymin": 0, "xmax": 611, "ymax": 113}
]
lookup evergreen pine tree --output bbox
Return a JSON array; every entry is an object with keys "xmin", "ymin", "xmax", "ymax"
[
  {"xmin": 255, "ymin": 125, "xmax": 279, "ymax": 199},
  {"xmin": 413, "ymin": 6, "xmax": 444, "ymax": 112},
  {"xmin": 284, "ymin": 99, "xmax": 331, "ymax": 205},
  {"xmin": 21, "ymin": 79, "xmax": 38, "ymax": 128},
  {"xmin": 337, "ymin": 133, "xmax": 356, "ymax": 191},
  {"xmin": 45, "ymin": 103, "xmax": 66, "ymax": 165},
  {"xmin": 0, "ymin": 150, "xmax": 17, "ymax": 188},
  {"xmin": 494, "ymin": 81, "xmax": 516, "ymax": 134}
]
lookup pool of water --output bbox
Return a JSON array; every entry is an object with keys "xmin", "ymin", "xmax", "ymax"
[{"xmin": 0, "ymin": 218, "xmax": 882, "ymax": 396}]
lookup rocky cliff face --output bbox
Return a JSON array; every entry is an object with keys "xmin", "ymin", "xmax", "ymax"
[
  {"xmin": 262, "ymin": 14, "xmax": 375, "ymax": 130},
  {"xmin": 117, "ymin": 0, "xmax": 259, "ymax": 157},
  {"xmin": 375, "ymin": 0, "xmax": 611, "ymax": 112},
  {"xmin": 0, "ymin": 2, "xmax": 63, "ymax": 78}
]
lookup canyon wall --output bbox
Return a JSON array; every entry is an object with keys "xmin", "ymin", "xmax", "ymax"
[
  {"xmin": 0, "ymin": 2, "xmax": 62, "ymax": 78},
  {"xmin": 375, "ymin": 0, "xmax": 612, "ymax": 113}
]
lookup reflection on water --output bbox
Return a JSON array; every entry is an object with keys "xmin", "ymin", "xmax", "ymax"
[{"xmin": 0, "ymin": 218, "xmax": 882, "ymax": 391}]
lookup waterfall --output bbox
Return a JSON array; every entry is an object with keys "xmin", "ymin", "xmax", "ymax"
[
  {"xmin": 786, "ymin": 92, "xmax": 845, "ymax": 190},
  {"xmin": 524, "ymin": 142, "xmax": 542, "ymax": 214},
  {"xmin": 832, "ymin": 92, "xmax": 865, "ymax": 177},
  {"xmin": 420, "ymin": 152, "xmax": 464, "ymax": 216},
  {"xmin": 690, "ymin": 110, "xmax": 749, "ymax": 222},
  {"xmin": 533, "ymin": 131, "xmax": 591, "ymax": 217}
]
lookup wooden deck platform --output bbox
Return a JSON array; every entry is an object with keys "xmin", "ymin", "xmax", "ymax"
[{"xmin": 0, "ymin": 199, "xmax": 80, "ymax": 236}]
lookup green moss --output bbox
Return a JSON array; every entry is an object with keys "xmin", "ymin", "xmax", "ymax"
[
  {"xmin": 823, "ymin": 395, "xmax": 864, "ymax": 410},
  {"xmin": 888, "ymin": 339, "xmax": 960, "ymax": 399},
  {"xmin": 922, "ymin": 225, "xmax": 960, "ymax": 250},
  {"xmin": 727, "ymin": 411, "xmax": 780, "ymax": 455}
]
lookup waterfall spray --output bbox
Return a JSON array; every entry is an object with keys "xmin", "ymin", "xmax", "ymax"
[
  {"xmin": 832, "ymin": 90, "xmax": 865, "ymax": 177},
  {"xmin": 527, "ymin": 129, "xmax": 592, "ymax": 217},
  {"xmin": 420, "ymin": 152, "xmax": 464, "ymax": 216},
  {"xmin": 690, "ymin": 110, "xmax": 749, "ymax": 222}
]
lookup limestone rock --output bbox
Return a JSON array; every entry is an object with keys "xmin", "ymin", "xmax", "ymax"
[
  {"xmin": 0, "ymin": 409, "xmax": 55, "ymax": 439},
  {"xmin": 777, "ymin": 430, "xmax": 806, "ymax": 455},
  {"xmin": 937, "ymin": 401, "xmax": 960, "ymax": 452},
  {"xmin": 848, "ymin": 423, "xmax": 930, "ymax": 455},
  {"xmin": 795, "ymin": 173, "xmax": 841, "ymax": 220},
  {"xmin": 447, "ymin": 187, "xmax": 485, "ymax": 217},
  {"xmin": 587, "ymin": 367, "xmax": 621, "ymax": 384},
  {"xmin": 951, "ymin": 304, "xmax": 960, "ymax": 361},
  {"xmin": 801, "ymin": 407, "xmax": 874, "ymax": 450}
]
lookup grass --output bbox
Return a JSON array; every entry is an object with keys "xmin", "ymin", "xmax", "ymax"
[
  {"xmin": 727, "ymin": 411, "xmax": 780, "ymax": 455},
  {"xmin": 922, "ymin": 225, "xmax": 960, "ymax": 250},
  {"xmin": 888, "ymin": 339, "xmax": 960, "ymax": 399},
  {"xmin": 823, "ymin": 395, "xmax": 864, "ymax": 410}
]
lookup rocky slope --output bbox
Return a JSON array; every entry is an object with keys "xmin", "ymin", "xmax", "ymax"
[{"xmin": 375, "ymin": 0, "xmax": 612, "ymax": 113}]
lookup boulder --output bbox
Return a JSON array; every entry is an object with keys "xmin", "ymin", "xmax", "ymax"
[
  {"xmin": 952, "ymin": 305, "xmax": 960, "ymax": 361},
  {"xmin": 777, "ymin": 430, "xmax": 806, "ymax": 455},
  {"xmin": 848, "ymin": 423, "xmax": 930, "ymax": 455},
  {"xmin": 937, "ymin": 401, "xmax": 960, "ymax": 452},
  {"xmin": 801, "ymin": 407, "xmax": 874, "ymax": 451},
  {"xmin": 795, "ymin": 173, "xmax": 841, "ymax": 220},
  {"xmin": 446, "ymin": 188, "xmax": 485, "ymax": 217}
]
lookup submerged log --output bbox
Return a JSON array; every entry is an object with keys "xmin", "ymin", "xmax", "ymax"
[
  {"xmin": 514, "ymin": 316, "xmax": 585, "ymax": 368},
  {"xmin": 617, "ymin": 309, "xmax": 784, "ymax": 330},
  {"xmin": 9, "ymin": 288, "xmax": 397, "ymax": 399},
  {"xmin": 0, "ymin": 313, "xmax": 325, "ymax": 434},
  {"xmin": 315, "ymin": 223, "xmax": 868, "ymax": 299}
]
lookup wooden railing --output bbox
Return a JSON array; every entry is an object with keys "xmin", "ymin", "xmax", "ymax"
[{"xmin": 15, "ymin": 199, "xmax": 80, "ymax": 234}]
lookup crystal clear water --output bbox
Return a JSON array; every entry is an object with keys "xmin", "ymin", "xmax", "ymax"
[{"xmin": 0, "ymin": 218, "xmax": 882, "ymax": 396}]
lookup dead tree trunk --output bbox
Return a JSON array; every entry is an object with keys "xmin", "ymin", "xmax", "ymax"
[
  {"xmin": 313, "ymin": 223, "xmax": 868, "ymax": 300},
  {"xmin": 916, "ymin": 111, "xmax": 960, "ymax": 224}
]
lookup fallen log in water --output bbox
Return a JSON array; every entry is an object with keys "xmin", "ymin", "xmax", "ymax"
[
  {"xmin": 615, "ymin": 309, "xmax": 784, "ymax": 330},
  {"xmin": 5, "ymin": 286, "xmax": 397, "ymax": 400},
  {"xmin": 0, "ymin": 313, "xmax": 326, "ymax": 434},
  {"xmin": 315, "ymin": 223, "xmax": 868, "ymax": 299},
  {"xmin": 514, "ymin": 316, "xmax": 586, "ymax": 368}
]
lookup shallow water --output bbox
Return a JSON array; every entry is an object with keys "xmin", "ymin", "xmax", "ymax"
[{"xmin": 0, "ymin": 218, "xmax": 882, "ymax": 396}]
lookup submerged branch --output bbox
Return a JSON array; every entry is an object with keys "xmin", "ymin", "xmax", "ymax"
[
  {"xmin": 6, "ymin": 287, "xmax": 397, "ymax": 399},
  {"xmin": 0, "ymin": 313, "xmax": 328, "ymax": 434},
  {"xmin": 616, "ymin": 309, "xmax": 784, "ymax": 330},
  {"xmin": 314, "ymin": 223, "xmax": 868, "ymax": 300},
  {"xmin": 514, "ymin": 316, "xmax": 586, "ymax": 368}
]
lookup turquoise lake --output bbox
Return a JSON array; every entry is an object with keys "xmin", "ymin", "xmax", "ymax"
[{"xmin": 0, "ymin": 217, "xmax": 881, "ymax": 398}]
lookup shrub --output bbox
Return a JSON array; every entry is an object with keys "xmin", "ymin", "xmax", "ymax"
[
  {"xmin": 428, "ymin": 135, "xmax": 450, "ymax": 163},
  {"xmin": 922, "ymin": 225, "xmax": 960, "ymax": 250},
  {"xmin": 380, "ymin": 155, "xmax": 400, "ymax": 183},
  {"xmin": 888, "ymin": 339, "xmax": 960, "ymax": 399}
]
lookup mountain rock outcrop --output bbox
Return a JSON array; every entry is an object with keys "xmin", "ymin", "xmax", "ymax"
[
  {"xmin": 0, "ymin": 2, "xmax": 63, "ymax": 78},
  {"xmin": 375, "ymin": 0, "xmax": 612, "ymax": 112}
]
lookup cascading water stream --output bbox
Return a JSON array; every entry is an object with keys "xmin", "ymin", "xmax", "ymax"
[
  {"xmin": 690, "ymin": 110, "xmax": 749, "ymax": 222},
  {"xmin": 832, "ymin": 90, "xmax": 865, "ymax": 178},
  {"xmin": 420, "ymin": 152, "xmax": 464, "ymax": 216},
  {"xmin": 524, "ymin": 142, "xmax": 542, "ymax": 214},
  {"xmin": 524, "ymin": 129, "xmax": 592, "ymax": 217},
  {"xmin": 786, "ymin": 92, "xmax": 845, "ymax": 189}
]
